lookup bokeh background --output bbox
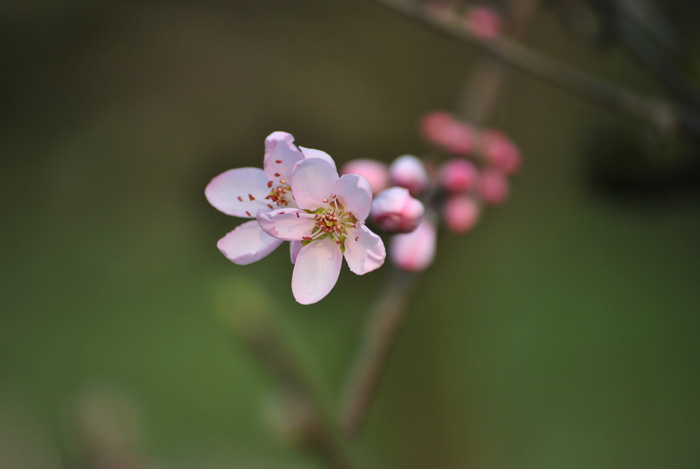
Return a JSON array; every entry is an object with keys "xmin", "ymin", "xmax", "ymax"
[{"xmin": 2, "ymin": 0, "xmax": 700, "ymax": 467}]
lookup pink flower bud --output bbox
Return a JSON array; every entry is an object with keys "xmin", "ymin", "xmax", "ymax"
[
  {"xmin": 465, "ymin": 6, "xmax": 502, "ymax": 40},
  {"xmin": 390, "ymin": 218, "xmax": 436, "ymax": 272},
  {"xmin": 371, "ymin": 187, "xmax": 424, "ymax": 234},
  {"xmin": 443, "ymin": 195, "xmax": 480, "ymax": 233},
  {"xmin": 421, "ymin": 112, "xmax": 476, "ymax": 155},
  {"xmin": 439, "ymin": 159, "xmax": 479, "ymax": 192},
  {"xmin": 389, "ymin": 155, "xmax": 430, "ymax": 195},
  {"xmin": 479, "ymin": 169, "xmax": 510, "ymax": 206},
  {"xmin": 341, "ymin": 159, "xmax": 390, "ymax": 195},
  {"xmin": 421, "ymin": 111, "xmax": 454, "ymax": 145},
  {"xmin": 480, "ymin": 129, "xmax": 521, "ymax": 175}
]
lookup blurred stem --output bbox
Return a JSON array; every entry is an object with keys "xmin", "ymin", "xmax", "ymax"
[
  {"xmin": 226, "ymin": 315, "xmax": 357, "ymax": 468},
  {"xmin": 459, "ymin": 0, "xmax": 540, "ymax": 124},
  {"xmin": 340, "ymin": 268, "xmax": 418, "ymax": 438},
  {"xmin": 365, "ymin": 0, "xmax": 700, "ymax": 136}
]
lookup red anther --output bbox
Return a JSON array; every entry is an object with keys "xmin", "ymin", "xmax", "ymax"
[
  {"xmin": 245, "ymin": 211, "xmax": 252, "ymax": 217},
  {"xmin": 323, "ymin": 198, "xmax": 329, "ymax": 203},
  {"xmin": 275, "ymin": 160, "xmax": 282, "ymax": 164},
  {"xmin": 267, "ymin": 181, "xmax": 273, "ymax": 188},
  {"xmin": 248, "ymin": 194, "xmax": 255, "ymax": 201},
  {"xmin": 279, "ymin": 211, "xmax": 285, "ymax": 214},
  {"xmin": 303, "ymin": 236, "xmax": 312, "ymax": 240},
  {"xmin": 237, "ymin": 196, "xmax": 243, "ymax": 201},
  {"xmin": 267, "ymin": 204, "xmax": 274, "ymax": 209},
  {"xmin": 274, "ymin": 173, "xmax": 280, "ymax": 177},
  {"xmin": 355, "ymin": 236, "xmax": 359, "ymax": 241},
  {"xmin": 296, "ymin": 213, "xmax": 300, "ymax": 218}
]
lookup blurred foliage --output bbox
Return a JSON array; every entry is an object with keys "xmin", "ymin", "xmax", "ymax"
[{"xmin": 1, "ymin": 0, "xmax": 700, "ymax": 468}]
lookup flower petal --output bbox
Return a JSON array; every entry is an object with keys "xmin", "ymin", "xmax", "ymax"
[
  {"xmin": 290, "ymin": 158, "xmax": 339, "ymax": 211},
  {"xmin": 331, "ymin": 174, "xmax": 373, "ymax": 222},
  {"xmin": 263, "ymin": 131, "xmax": 305, "ymax": 183},
  {"xmin": 292, "ymin": 237, "xmax": 343, "ymax": 304},
  {"xmin": 299, "ymin": 146, "xmax": 337, "ymax": 169},
  {"xmin": 390, "ymin": 218, "xmax": 436, "ymax": 272},
  {"xmin": 344, "ymin": 225, "xmax": 386, "ymax": 275},
  {"xmin": 257, "ymin": 208, "xmax": 316, "ymax": 241},
  {"xmin": 290, "ymin": 241, "xmax": 302, "ymax": 264},
  {"xmin": 217, "ymin": 220, "xmax": 283, "ymax": 265},
  {"xmin": 205, "ymin": 168, "xmax": 270, "ymax": 218}
]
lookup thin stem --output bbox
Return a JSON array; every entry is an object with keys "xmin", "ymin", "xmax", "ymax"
[
  {"xmin": 365, "ymin": 0, "xmax": 700, "ymax": 136},
  {"xmin": 340, "ymin": 268, "xmax": 418, "ymax": 438}
]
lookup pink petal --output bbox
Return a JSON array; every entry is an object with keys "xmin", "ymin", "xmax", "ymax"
[
  {"xmin": 390, "ymin": 218, "xmax": 436, "ymax": 272},
  {"xmin": 299, "ymin": 146, "xmax": 337, "ymax": 169},
  {"xmin": 257, "ymin": 208, "xmax": 316, "ymax": 241},
  {"xmin": 290, "ymin": 241, "xmax": 302, "ymax": 264},
  {"xmin": 205, "ymin": 167, "xmax": 271, "ymax": 218},
  {"xmin": 344, "ymin": 225, "xmax": 386, "ymax": 275},
  {"xmin": 292, "ymin": 237, "xmax": 343, "ymax": 304},
  {"xmin": 290, "ymin": 158, "xmax": 339, "ymax": 211},
  {"xmin": 217, "ymin": 220, "xmax": 283, "ymax": 265},
  {"xmin": 263, "ymin": 131, "xmax": 305, "ymax": 183},
  {"xmin": 341, "ymin": 159, "xmax": 390, "ymax": 195},
  {"xmin": 331, "ymin": 174, "xmax": 373, "ymax": 222}
]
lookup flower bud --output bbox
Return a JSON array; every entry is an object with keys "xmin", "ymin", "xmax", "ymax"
[
  {"xmin": 465, "ymin": 6, "xmax": 502, "ymax": 39},
  {"xmin": 341, "ymin": 159, "xmax": 390, "ymax": 195},
  {"xmin": 480, "ymin": 129, "xmax": 521, "ymax": 175},
  {"xmin": 439, "ymin": 159, "xmax": 479, "ymax": 192},
  {"xmin": 443, "ymin": 195, "xmax": 480, "ymax": 233},
  {"xmin": 421, "ymin": 112, "xmax": 476, "ymax": 155},
  {"xmin": 479, "ymin": 169, "xmax": 510, "ymax": 206},
  {"xmin": 390, "ymin": 218, "xmax": 437, "ymax": 272},
  {"xmin": 371, "ymin": 187, "xmax": 424, "ymax": 234},
  {"xmin": 389, "ymin": 155, "xmax": 429, "ymax": 195}
]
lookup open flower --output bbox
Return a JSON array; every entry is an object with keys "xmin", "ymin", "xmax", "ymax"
[
  {"xmin": 258, "ymin": 158, "xmax": 386, "ymax": 304},
  {"xmin": 205, "ymin": 132, "xmax": 335, "ymax": 265}
]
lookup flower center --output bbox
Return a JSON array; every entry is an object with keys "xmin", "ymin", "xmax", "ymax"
[
  {"xmin": 265, "ymin": 181, "xmax": 292, "ymax": 207},
  {"xmin": 302, "ymin": 196, "xmax": 358, "ymax": 248}
]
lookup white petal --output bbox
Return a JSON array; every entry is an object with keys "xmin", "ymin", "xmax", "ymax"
[
  {"xmin": 344, "ymin": 225, "xmax": 386, "ymax": 275},
  {"xmin": 205, "ymin": 168, "xmax": 270, "ymax": 218},
  {"xmin": 263, "ymin": 131, "xmax": 305, "ymax": 183},
  {"xmin": 299, "ymin": 146, "xmax": 337, "ymax": 169},
  {"xmin": 331, "ymin": 174, "xmax": 373, "ymax": 222},
  {"xmin": 290, "ymin": 158, "xmax": 339, "ymax": 211},
  {"xmin": 217, "ymin": 220, "xmax": 283, "ymax": 265},
  {"xmin": 292, "ymin": 238, "xmax": 342, "ymax": 305},
  {"xmin": 257, "ymin": 208, "xmax": 316, "ymax": 241},
  {"xmin": 390, "ymin": 219, "xmax": 436, "ymax": 272},
  {"xmin": 290, "ymin": 241, "xmax": 302, "ymax": 264}
]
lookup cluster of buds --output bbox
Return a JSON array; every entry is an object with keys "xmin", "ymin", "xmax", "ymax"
[{"xmin": 341, "ymin": 110, "xmax": 522, "ymax": 272}]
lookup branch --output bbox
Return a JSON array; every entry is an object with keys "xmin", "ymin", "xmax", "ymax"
[{"xmin": 365, "ymin": 0, "xmax": 700, "ymax": 136}]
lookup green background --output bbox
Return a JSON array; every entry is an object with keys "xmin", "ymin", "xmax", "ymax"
[{"xmin": 2, "ymin": 0, "xmax": 700, "ymax": 467}]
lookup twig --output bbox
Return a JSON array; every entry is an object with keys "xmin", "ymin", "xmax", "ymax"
[
  {"xmin": 365, "ymin": 0, "xmax": 700, "ymax": 136},
  {"xmin": 339, "ymin": 269, "xmax": 418, "ymax": 438}
]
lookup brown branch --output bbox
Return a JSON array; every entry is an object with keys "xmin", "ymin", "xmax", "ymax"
[
  {"xmin": 365, "ymin": 0, "xmax": 700, "ymax": 136},
  {"xmin": 339, "ymin": 269, "xmax": 418, "ymax": 438}
]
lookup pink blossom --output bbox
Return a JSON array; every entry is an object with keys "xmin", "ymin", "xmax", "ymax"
[
  {"xmin": 480, "ymin": 129, "xmax": 522, "ymax": 175},
  {"xmin": 341, "ymin": 159, "xmax": 390, "ymax": 195},
  {"xmin": 390, "ymin": 217, "xmax": 437, "ymax": 272},
  {"xmin": 479, "ymin": 169, "xmax": 510, "ymax": 206},
  {"xmin": 420, "ymin": 112, "xmax": 476, "ymax": 155},
  {"xmin": 389, "ymin": 155, "xmax": 430, "ymax": 196},
  {"xmin": 258, "ymin": 158, "xmax": 386, "ymax": 304},
  {"xmin": 465, "ymin": 6, "xmax": 502, "ymax": 40},
  {"xmin": 439, "ymin": 159, "xmax": 479, "ymax": 192},
  {"xmin": 371, "ymin": 187, "xmax": 424, "ymax": 234},
  {"xmin": 205, "ymin": 132, "xmax": 335, "ymax": 265},
  {"xmin": 443, "ymin": 195, "xmax": 480, "ymax": 233}
]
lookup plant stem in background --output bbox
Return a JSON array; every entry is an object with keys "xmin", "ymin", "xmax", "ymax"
[
  {"xmin": 366, "ymin": 0, "xmax": 700, "ymax": 136},
  {"xmin": 339, "ymin": 269, "xmax": 418, "ymax": 438}
]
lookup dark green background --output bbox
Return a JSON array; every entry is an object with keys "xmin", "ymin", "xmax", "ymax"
[{"xmin": 2, "ymin": 0, "xmax": 699, "ymax": 467}]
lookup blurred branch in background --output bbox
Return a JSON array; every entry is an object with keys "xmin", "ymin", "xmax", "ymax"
[
  {"xmin": 365, "ymin": 0, "xmax": 700, "ymax": 137},
  {"xmin": 339, "ymin": 269, "xmax": 418, "ymax": 438},
  {"xmin": 216, "ymin": 277, "xmax": 358, "ymax": 469}
]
